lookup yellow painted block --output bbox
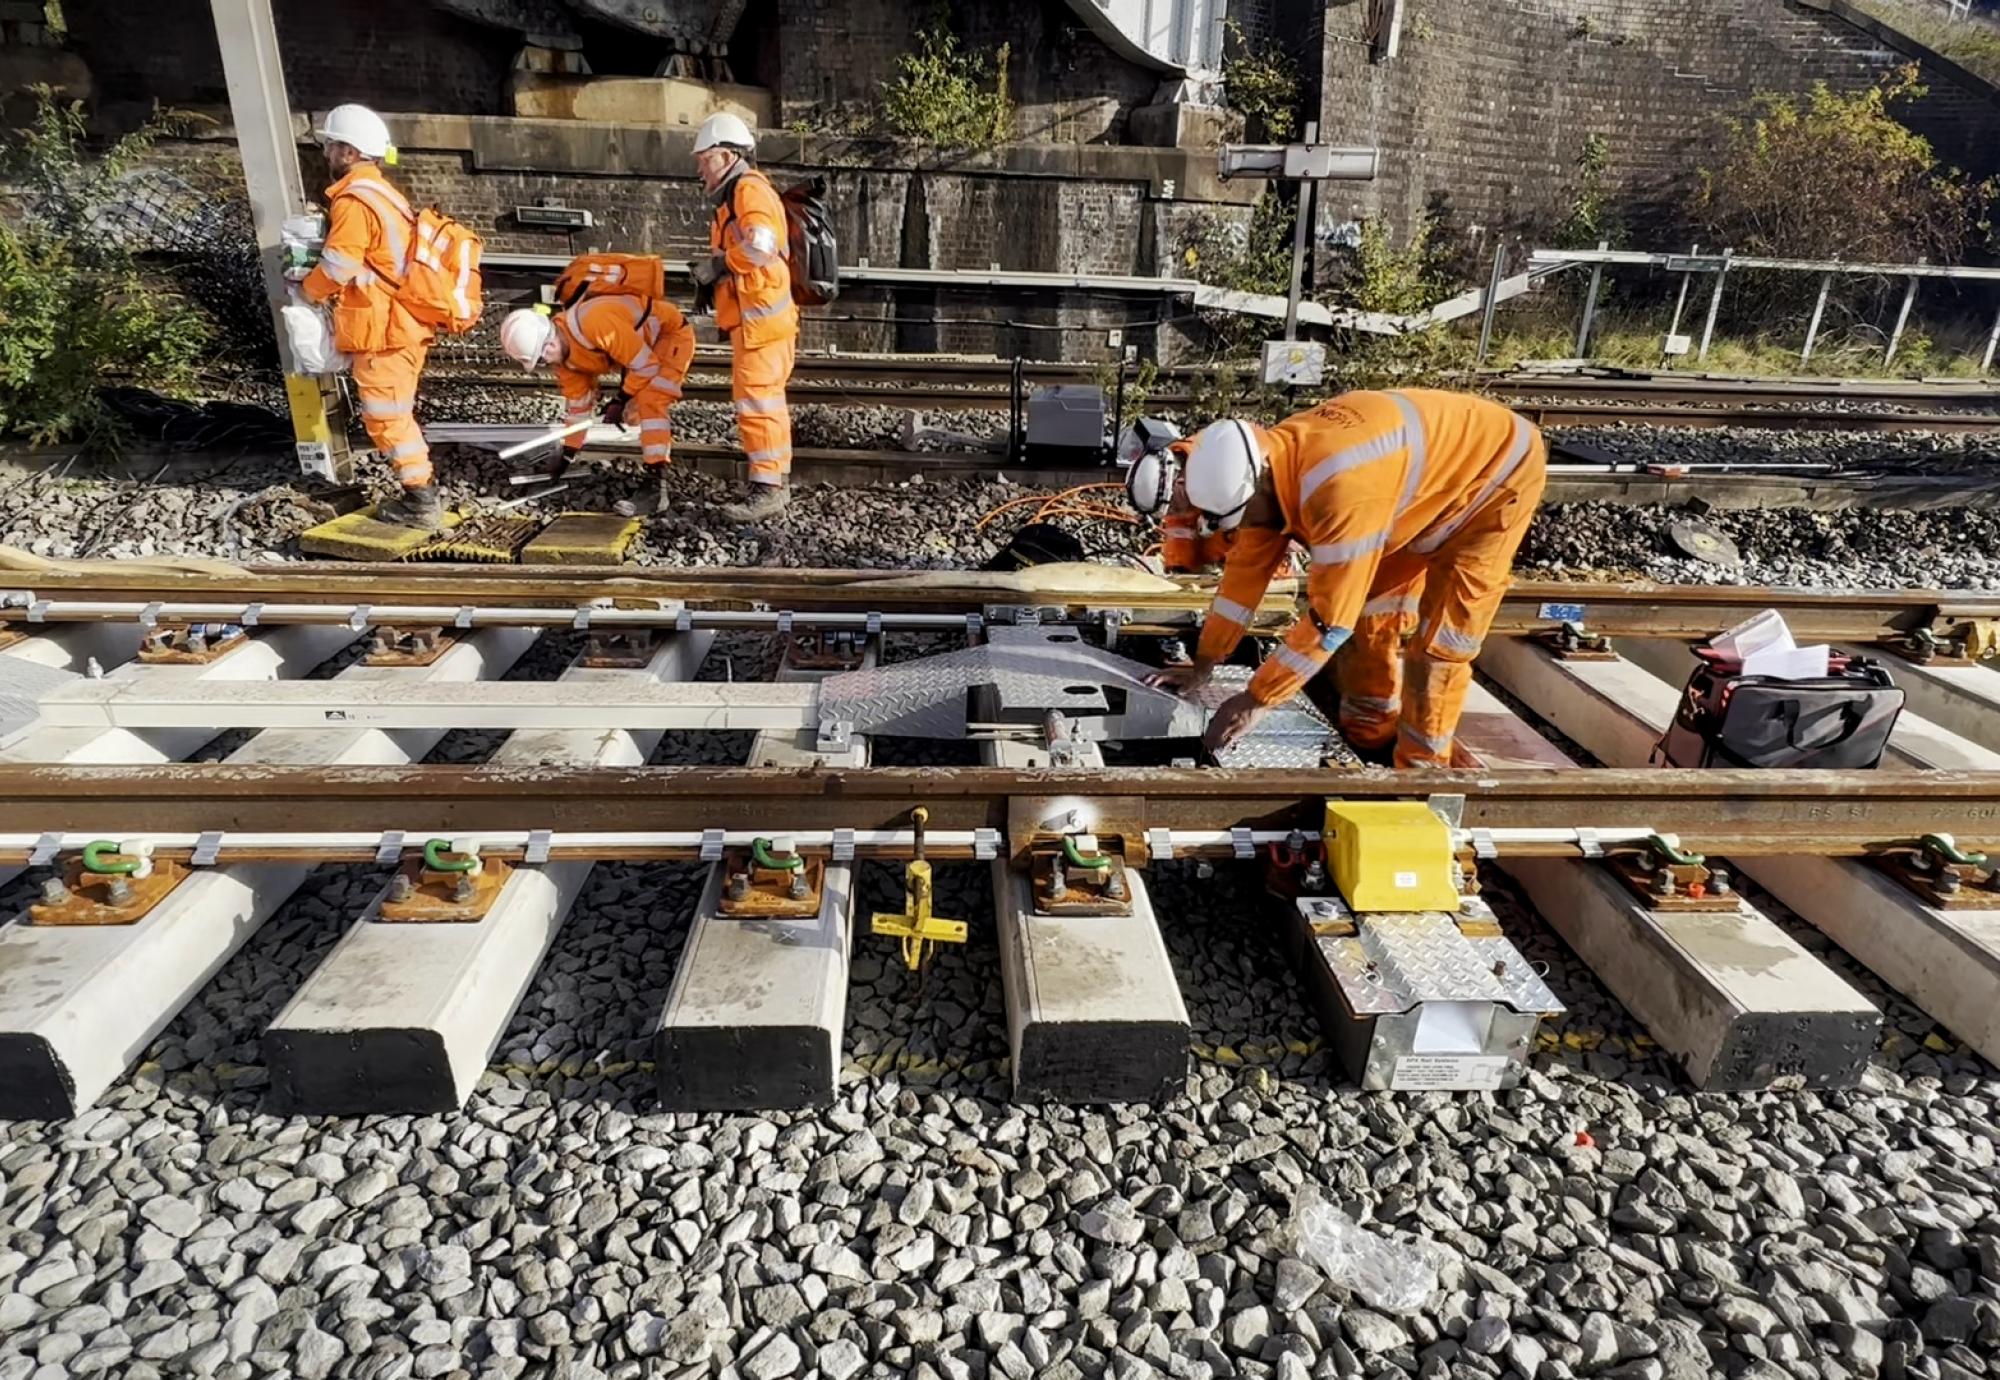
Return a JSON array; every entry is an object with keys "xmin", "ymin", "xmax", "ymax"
[{"xmin": 1324, "ymin": 800, "xmax": 1461, "ymax": 912}]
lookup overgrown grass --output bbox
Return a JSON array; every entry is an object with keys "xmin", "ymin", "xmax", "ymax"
[
  {"xmin": 1849, "ymin": 0, "xmax": 2000, "ymax": 86},
  {"xmin": 1485, "ymin": 309, "xmax": 1995, "ymax": 379}
]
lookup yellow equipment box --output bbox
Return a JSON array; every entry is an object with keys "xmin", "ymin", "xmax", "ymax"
[{"xmin": 1324, "ymin": 801, "xmax": 1462, "ymax": 912}]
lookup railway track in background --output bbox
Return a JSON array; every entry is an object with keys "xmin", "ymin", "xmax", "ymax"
[
  {"xmin": 411, "ymin": 356, "xmax": 2000, "ymax": 432},
  {"xmin": 6, "ymin": 562, "xmax": 2000, "ymax": 1115}
]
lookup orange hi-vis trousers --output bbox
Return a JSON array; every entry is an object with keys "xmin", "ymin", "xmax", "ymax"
[
  {"xmin": 733, "ymin": 332, "xmax": 795, "ymax": 486},
  {"xmin": 350, "ymin": 343, "xmax": 432, "ymax": 489}
]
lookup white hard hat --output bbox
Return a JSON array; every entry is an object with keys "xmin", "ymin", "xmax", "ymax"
[
  {"xmin": 694, "ymin": 112, "xmax": 756, "ymax": 155},
  {"xmin": 500, "ymin": 308, "xmax": 558, "ymax": 372},
  {"xmin": 1115, "ymin": 416, "xmax": 1181, "ymax": 469},
  {"xmin": 313, "ymin": 104, "xmax": 394, "ymax": 159},
  {"xmin": 1183, "ymin": 420, "xmax": 1265, "ymax": 531}
]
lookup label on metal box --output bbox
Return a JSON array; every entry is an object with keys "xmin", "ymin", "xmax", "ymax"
[
  {"xmin": 296, "ymin": 441, "xmax": 336, "ymax": 482},
  {"xmin": 1392, "ymin": 1054, "xmax": 1510, "ymax": 1091},
  {"xmin": 1393, "ymin": 870, "xmax": 1419, "ymax": 889},
  {"xmin": 1538, "ymin": 602, "xmax": 1587, "ymax": 623}
]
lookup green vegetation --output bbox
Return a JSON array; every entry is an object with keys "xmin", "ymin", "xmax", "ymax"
[
  {"xmin": 1557, "ymin": 133, "xmax": 1622, "ymax": 249},
  {"xmin": 0, "ymin": 89, "xmax": 210, "ymax": 451},
  {"xmin": 1695, "ymin": 67, "xmax": 1992, "ymax": 262},
  {"xmin": 881, "ymin": 28, "xmax": 1013, "ymax": 149},
  {"xmin": 1220, "ymin": 19, "xmax": 1303, "ymax": 141},
  {"xmin": 1325, "ymin": 216, "xmax": 1471, "ymax": 389},
  {"xmin": 1849, "ymin": 0, "xmax": 2000, "ymax": 86}
]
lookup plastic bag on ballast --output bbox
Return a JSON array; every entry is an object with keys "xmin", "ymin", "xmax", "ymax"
[{"xmin": 281, "ymin": 302, "xmax": 349, "ymax": 375}]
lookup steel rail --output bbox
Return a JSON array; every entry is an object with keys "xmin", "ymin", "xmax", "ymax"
[
  {"xmin": 6, "ymin": 570, "xmax": 1996, "ymax": 641},
  {"xmin": 2, "ymin": 764, "xmax": 1997, "ymax": 857}
]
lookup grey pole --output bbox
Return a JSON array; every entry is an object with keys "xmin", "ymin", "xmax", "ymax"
[
  {"xmin": 1885, "ymin": 264, "xmax": 1922, "ymax": 367},
  {"xmin": 209, "ymin": 0, "xmax": 353, "ymax": 482},
  {"xmin": 1575, "ymin": 239, "xmax": 1608, "ymax": 358},
  {"xmin": 1801, "ymin": 270, "xmax": 1834, "ymax": 367},
  {"xmin": 1476, "ymin": 242, "xmax": 1506, "ymax": 365},
  {"xmin": 1663, "ymin": 243, "xmax": 1697, "ymax": 363},
  {"xmin": 1697, "ymin": 249, "xmax": 1732, "ymax": 364},
  {"xmin": 1283, "ymin": 121, "xmax": 1320, "ymax": 342},
  {"xmin": 1981, "ymin": 299, "xmax": 2000, "ymax": 375}
]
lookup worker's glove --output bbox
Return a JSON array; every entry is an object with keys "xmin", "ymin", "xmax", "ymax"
[
  {"xmin": 283, "ymin": 264, "xmax": 312, "ymax": 283},
  {"xmin": 688, "ymin": 253, "xmax": 726, "ymax": 288},
  {"xmin": 600, "ymin": 396, "xmax": 627, "ymax": 429}
]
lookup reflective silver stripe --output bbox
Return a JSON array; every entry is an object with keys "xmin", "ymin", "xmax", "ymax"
[
  {"xmin": 1432, "ymin": 624, "xmax": 1482, "ymax": 657},
  {"xmin": 1398, "ymin": 722, "xmax": 1452, "ymax": 756},
  {"xmin": 1273, "ymin": 644, "xmax": 1327, "ymax": 679},
  {"xmin": 352, "ymin": 269, "xmax": 379, "ymax": 289},
  {"xmin": 645, "ymin": 377, "xmax": 682, "ymax": 397},
  {"xmin": 1411, "ymin": 413, "xmax": 1534, "ymax": 555},
  {"xmin": 1309, "ymin": 531, "xmax": 1389, "ymax": 567},
  {"xmin": 627, "ymin": 345, "xmax": 657, "ymax": 375},
  {"xmin": 1162, "ymin": 521, "xmax": 1198, "ymax": 537},
  {"xmin": 741, "ymin": 299, "xmax": 792, "ymax": 322},
  {"xmin": 1297, "ymin": 429, "xmax": 1405, "ymax": 509},
  {"xmin": 1316, "ymin": 624, "xmax": 1353, "ymax": 655},
  {"xmin": 643, "ymin": 446, "xmax": 671, "ymax": 461},
  {"xmin": 360, "ymin": 397, "xmax": 412, "ymax": 417},
  {"xmin": 735, "ymin": 396, "xmax": 787, "ymax": 415},
  {"xmin": 1210, "ymin": 596, "xmax": 1254, "ymax": 624},
  {"xmin": 565, "ymin": 402, "xmax": 595, "ymax": 417},
  {"xmin": 316, "ymin": 247, "xmax": 360, "ymax": 282},
  {"xmin": 343, "ymin": 180, "xmax": 413, "ymax": 279},
  {"xmin": 1386, "ymin": 391, "xmax": 1429, "ymax": 517},
  {"xmin": 640, "ymin": 419, "xmax": 671, "ymax": 434},
  {"xmin": 386, "ymin": 440, "xmax": 428, "ymax": 460},
  {"xmin": 1360, "ymin": 592, "xmax": 1419, "ymax": 618},
  {"xmin": 452, "ymin": 237, "xmax": 474, "ymax": 321},
  {"xmin": 745, "ymin": 447, "xmax": 789, "ymax": 462},
  {"xmin": 1344, "ymin": 695, "xmax": 1400, "ymax": 719}
]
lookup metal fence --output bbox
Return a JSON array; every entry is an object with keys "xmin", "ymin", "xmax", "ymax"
[{"xmin": 1525, "ymin": 245, "xmax": 2000, "ymax": 372}]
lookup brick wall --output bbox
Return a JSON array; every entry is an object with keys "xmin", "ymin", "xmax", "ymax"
[
  {"xmin": 1315, "ymin": 0, "xmax": 2000, "ymax": 246},
  {"xmin": 65, "ymin": 0, "xmax": 519, "ymax": 115}
]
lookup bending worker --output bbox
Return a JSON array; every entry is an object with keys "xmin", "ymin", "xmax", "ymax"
[
  {"xmin": 498, "ymin": 277, "xmax": 694, "ymax": 517},
  {"xmin": 296, "ymin": 104, "xmax": 440, "ymax": 530},
  {"xmin": 689, "ymin": 114, "xmax": 798, "ymax": 523},
  {"xmin": 1152, "ymin": 389, "xmax": 1546, "ymax": 768}
]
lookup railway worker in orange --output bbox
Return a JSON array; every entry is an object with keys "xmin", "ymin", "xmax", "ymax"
[
  {"xmin": 1150, "ymin": 390, "xmax": 1547, "ymax": 768},
  {"xmin": 689, "ymin": 113, "xmax": 798, "ymax": 523},
  {"xmin": 296, "ymin": 104, "xmax": 441, "ymax": 530},
  {"xmin": 498, "ymin": 283, "xmax": 695, "ymax": 517}
]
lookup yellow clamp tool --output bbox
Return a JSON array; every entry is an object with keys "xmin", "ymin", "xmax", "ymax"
[{"xmin": 870, "ymin": 806, "xmax": 967, "ymax": 971}]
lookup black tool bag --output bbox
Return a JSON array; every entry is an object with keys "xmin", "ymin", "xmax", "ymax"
[{"xmin": 1654, "ymin": 648, "xmax": 1906, "ymax": 769}]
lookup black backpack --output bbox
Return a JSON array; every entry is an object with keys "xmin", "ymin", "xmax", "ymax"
[
  {"xmin": 1654, "ymin": 648, "xmax": 1906, "ymax": 770},
  {"xmin": 779, "ymin": 177, "xmax": 840, "ymax": 306}
]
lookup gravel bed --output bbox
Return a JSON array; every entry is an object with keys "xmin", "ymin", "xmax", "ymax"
[{"xmin": 4, "ymin": 404, "xmax": 2000, "ymax": 1380}]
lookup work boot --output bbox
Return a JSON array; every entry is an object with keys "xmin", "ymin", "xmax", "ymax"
[
  {"xmin": 376, "ymin": 484, "xmax": 444, "ymax": 532},
  {"xmin": 614, "ymin": 468, "xmax": 672, "ymax": 518},
  {"xmin": 719, "ymin": 481, "xmax": 790, "ymax": 523}
]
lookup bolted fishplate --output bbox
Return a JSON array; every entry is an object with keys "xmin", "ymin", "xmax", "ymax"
[
  {"xmin": 1536, "ymin": 621, "xmax": 1616, "ymax": 662},
  {"xmin": 1873, "ymin": 833, "xmax": 2000, "ymax": 910},
  {"xmin": 781, "ymin": 627, "xmax": 868, "ymax": 672},
  {"xmin": 29, "ymin": 841, "xmax": 186, "ymax": 927},
  {"xmin": 377, "ymin": 839, "xmax": 511, "ymax": 923},
  {"xmin": 579, "ymin": 627, "xmax": 662, "ymax": 669},
  {"xmin": 1603, "ymin": 835, "xmax": 1738, "ymax": 912},
  {"xmin": 716, "ymin": 837, "xmax": 825, "ymax": 918},
  {"xmin": 1031, "ymin": 833, "xmax": 1134, "ymax": 917},
  {"xmin": 138, "ymin": 623, "xmax": 249, "ymax": 665},
  {"xmin": 363, "ymin": 626, "xmax": 455, "ymax": 667}
]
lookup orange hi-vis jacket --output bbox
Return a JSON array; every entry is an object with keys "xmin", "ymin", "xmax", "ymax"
[
  {"xmin": 552, "ymin": 295, "xmax": 695, "ymax": 466},
  {"xmin": 1196, "ymin": 389, "xmax": 1546, "ymax": 708},
  {"xmin": 301, "ymin": 164, "xmax": 431, "ymax": 354},
  {"xmin": 710, "ymin": 168, "xmax": 799, "ymax": 349}
]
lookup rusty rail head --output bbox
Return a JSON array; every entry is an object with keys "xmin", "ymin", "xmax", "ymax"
[
  {"xmin": 2, "ymin": 763, "xmax": 1997, "ymax": 858},
  {"xmin": 6, "ymin": 564, "xmax": 1998, "ymax": 641}
]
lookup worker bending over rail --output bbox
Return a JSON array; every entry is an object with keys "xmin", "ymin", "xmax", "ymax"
[
  {"xmin": 500, "ymin": 256, "xmax": 696, "ymax": 517},
  {"xmin": 1152, "ymin": 389, "xmax": 1547, "ymax": 768},
  {"xmin": 690, "ymin": 114, "xmax": 799, "ymax": 523},
  {"xmin": 296, "ymin": 105, "xmax": 442, "ymax": 530}
]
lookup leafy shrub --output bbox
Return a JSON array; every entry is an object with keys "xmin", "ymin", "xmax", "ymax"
[
  {"xmin": 0, "ymin": 89, "xmax": 210, "ymax": 450},
  {"xmin": 1695, "ymin": 67, "xmax": 1992, "ymax": 262},
  {"xmin": 1221, "ymin": 19, "xmax": 1302, "ymax": 141},
  {"xmin": 881, "ymin": 28, "xmax": 1012, "ymax": 149}
]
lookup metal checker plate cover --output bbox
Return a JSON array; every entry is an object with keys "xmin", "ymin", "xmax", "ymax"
[
  {"xmin": 0, "ymin": 657, "xmax": 81, "ymax": 747},
  {"xmin": 1319, "ymin": 909, "xmax": 1563, "ymax": 1017},
  {"xmin": 816, "ymin": 625, "xmax": 1205, "ymax": 741},
  {"xmin": 1200, "ymin": 665, "xmax": 1338, "ymax": 768}
]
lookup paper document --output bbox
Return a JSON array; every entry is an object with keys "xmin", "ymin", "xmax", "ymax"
[{"xmin": 1712, "ymin": 610, "xmax": 1830, "ymax": 680}]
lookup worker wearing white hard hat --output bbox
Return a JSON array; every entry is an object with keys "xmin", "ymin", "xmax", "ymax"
[
  {"xmin": 1151, "ymin": 391, "xmax": 1547, "ymax": 767},
  {"xmin": 498, "ymin": 256, "xmax": 695, "ymax": 515},
  {"xmin": 1120, "ymin": 415, "xmax": 1252, "ymax": 576},
  {"xmin": 690, "ymin": 112, "xmax": 800, "ymax": 523},
  {"xmin": 297, "ymin": 104, "xmax": 443, "ymax": 528}
]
